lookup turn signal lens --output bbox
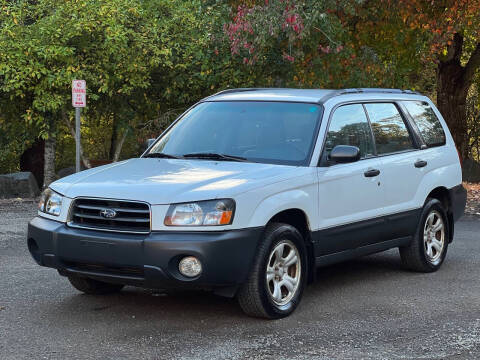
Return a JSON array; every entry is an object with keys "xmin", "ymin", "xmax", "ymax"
[{"xmin": 165, "ymin": 199, "xmax": 235, "ymax": 226}]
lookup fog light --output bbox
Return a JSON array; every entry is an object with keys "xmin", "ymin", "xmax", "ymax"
[{"xmin": 179, "ymin": 256, "xmax": 202, "ymax": 277}]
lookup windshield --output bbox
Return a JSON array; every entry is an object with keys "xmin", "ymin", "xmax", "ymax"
[{"xmin": 146, "ymin": 101, "xmax": 322, "ymax": 166}]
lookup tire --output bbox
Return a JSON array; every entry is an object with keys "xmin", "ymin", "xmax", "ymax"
[
  {"xmin": 399, "ymin": 198, "xmax": 449, "ymax": 272},
  {"xmin": 68, "ymin": 276, "xmax": 124, "ymax": 295},
  {"xmin": 237, "ymin": 223, "xmax": 307, "ymax": 319}
]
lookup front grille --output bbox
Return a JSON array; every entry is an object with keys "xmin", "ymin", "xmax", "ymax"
[{"xmin": 69, "ymin": 198, "xmax": 150, "ymax": 233}]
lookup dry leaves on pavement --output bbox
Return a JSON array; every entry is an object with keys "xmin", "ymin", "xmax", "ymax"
[{"xmin": 464, "ymin": 182, "xmax": 480, "ymax": 216}]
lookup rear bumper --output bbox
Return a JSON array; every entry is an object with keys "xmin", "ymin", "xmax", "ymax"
[
  {"xmin": 27, "ymin": 216, "xmax": 263, "ymax": 290},
  {"xmin": 449, "ymin": 184, "xmax": 467, "ymax": 222}
]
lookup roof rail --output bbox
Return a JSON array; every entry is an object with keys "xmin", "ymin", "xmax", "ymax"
[
  {"xmin": 338, "ymin": 88, "xmax": 420, "ymax": 95},
  {"xmin": 201, "ymin": 88, "xmax": 264, "ymax": 101},
  {"xmin": 207, "ymin": 87, "xmax": 305, "ymax": 99},
  {"xmin": 207, "ymin": 88, "xmax": 262, "ymax": 98},
  {"xmin": 319, "ymin": 88, "xmax": 421, "ymax": 102}
]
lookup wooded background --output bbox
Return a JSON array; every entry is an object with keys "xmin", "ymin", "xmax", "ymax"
[{"xmin": 1, "ymin": 0, "xmax": 479, "ymax": 188}]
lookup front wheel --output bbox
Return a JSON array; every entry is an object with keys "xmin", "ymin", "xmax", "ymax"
[
  {"xmin": 399, "ymin": 198, "xmax": 449, "ymax": 272},
  {"xmin": 237, "ymin": 223, "xmax": 307, "ymax": 319}
]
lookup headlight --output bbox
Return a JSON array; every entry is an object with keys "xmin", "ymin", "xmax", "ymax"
[
  {"xmin": 164, "ymin": 199, "xmax": 235, "ymax": 226},
  {"xmin": 38, "ymin": 188, "xmax": 63, "ymax": 216}
]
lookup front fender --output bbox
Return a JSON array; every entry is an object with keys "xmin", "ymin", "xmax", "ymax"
[{"xmin": 246, "ymin": 188, "xmax": 316, "ymax": 229}]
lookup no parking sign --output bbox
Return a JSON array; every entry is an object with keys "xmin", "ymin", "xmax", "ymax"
[
  {"xmin": 72, "ymin": 80, "xmax": 86, "ymax": 107},
  {"xmin": 72, "ymin": 80, "xmax": 86, "ymax": 173}
]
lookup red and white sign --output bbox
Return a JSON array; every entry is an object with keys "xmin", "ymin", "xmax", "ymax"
[{"xmin": 72, "ymin": 80, "xmax": 86, "ymax": 107}]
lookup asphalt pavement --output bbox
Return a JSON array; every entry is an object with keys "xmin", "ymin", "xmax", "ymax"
[{"xmin": 1, "ymin": 200, "xmax": 479, "ymax": 359}]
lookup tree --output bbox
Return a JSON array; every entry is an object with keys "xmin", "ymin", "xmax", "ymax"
[
  {"xmin": 224, "ymin": 1, "xmax": 480, "ymax": 159},
  {"xmin": 335, "ymin": 0, "xmax": 480, "ymax": 158},
  {"xmin": 223, "ymin": 1, "xmax": 349, "ymax": 87},
  {"xmin": 467, "ymin": 76, "xmax": 480, "ymax": 159},
  {"xmin": 0, "ymin": 0, "xmax": 158, "ymax": 184},
  {"xmin": 377, "ymin": 0, "xmax": 480, "ymax": 159},
  {"xmin": 0, "ymin": 0, "xmax": 213, "ymax": 185}
]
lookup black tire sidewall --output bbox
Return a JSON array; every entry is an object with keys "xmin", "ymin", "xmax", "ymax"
[
  {"xmin": 417, "ymin": 199, "xmax": 449, "ymax": 270},
  {"xmin": 257, "ymin": 224, "xmax": 307, "ymax": 318}
]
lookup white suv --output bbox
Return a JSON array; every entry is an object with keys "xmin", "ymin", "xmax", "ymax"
[{"xmin": 28, "ymin": 88, "xmax": 466, "ymax": 319}]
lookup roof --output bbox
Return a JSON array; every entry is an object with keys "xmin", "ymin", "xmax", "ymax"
[{"xmin": 204, "ymin": 88, "xmax": 423, "ymax": 104}]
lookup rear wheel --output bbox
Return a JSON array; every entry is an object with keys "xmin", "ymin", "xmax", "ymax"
[
  {"xmin": 68, "ymin": 276, "xmax": 124, "ymax": 295},
  {"xmin": 399, "ymin": 198, "xmax": 449, "ymax": 272},
  {"xmin": 237, "ymin": 223, "xmax": 307, "ymax": 319}
]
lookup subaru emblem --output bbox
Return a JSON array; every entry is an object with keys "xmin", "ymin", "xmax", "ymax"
[{"xmin": 100, "ymin": 208, "xmax": 117, "ymax": 219}]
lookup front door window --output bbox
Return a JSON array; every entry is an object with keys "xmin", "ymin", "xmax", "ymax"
[{"xmin": 324, "ymin": 104, "xmax": 375, "ymax": 160}]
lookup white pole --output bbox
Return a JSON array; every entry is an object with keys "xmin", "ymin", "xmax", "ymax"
[{"xmin": 75, "ymin": 107, "xmax": 81, "ymax": 173}]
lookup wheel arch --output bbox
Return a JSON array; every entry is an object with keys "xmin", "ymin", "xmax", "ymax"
[{"xmin": 426, "ymin": 186, "xmax": 454, "ymax": 243}]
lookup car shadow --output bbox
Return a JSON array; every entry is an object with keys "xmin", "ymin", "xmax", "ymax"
[
  {"xmin": 50, "ymin": 249, "xmax": 410, "ymax": 322},
  {"xmin": 304, "ymin": 249, "xmax": 408, "ymax": 299}
]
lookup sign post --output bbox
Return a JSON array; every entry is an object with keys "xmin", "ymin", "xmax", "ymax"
[{"xmin": 72, "ymin": 80, "xmax": 86, "ymax": 173}]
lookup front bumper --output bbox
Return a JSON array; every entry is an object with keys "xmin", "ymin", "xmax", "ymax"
[{"xmin": 27, "ymin": 216, "xmax": 263, "ymax": 290}]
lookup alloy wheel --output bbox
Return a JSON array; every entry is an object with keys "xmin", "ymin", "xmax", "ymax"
[
  {"xmin": 266, "ymin": 240, "xmax": 301, "ymax": 306},
  {"xmin": 423, "ymin": 210, "xmax": 445, "ymax": 265}
]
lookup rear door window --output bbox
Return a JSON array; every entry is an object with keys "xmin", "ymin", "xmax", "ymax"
[
  {"xmin": 401, "ymin": 101, "xmax": 446, "ymax": 147},
  {"xmin": 364, "ymin": 103, "xmax": 414, "ymax": 155}
]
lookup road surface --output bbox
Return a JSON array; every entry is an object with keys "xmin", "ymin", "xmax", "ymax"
[{"xmin": 1, "ymin": 200, "xmax": 479, "ymax": 359}]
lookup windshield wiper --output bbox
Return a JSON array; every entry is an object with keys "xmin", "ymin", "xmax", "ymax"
[
  {"xmin": 182, "ymin": 153, "xmax": 249, "ymax": 162},
  {"xmin": 143, "ymin": 153, "xmax": 182, "ymax": 159}
]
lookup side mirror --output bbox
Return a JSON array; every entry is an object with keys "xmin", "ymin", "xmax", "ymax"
[{"xmin": 329, "ymin": 145, "xmax": 361, "ymax": 163}]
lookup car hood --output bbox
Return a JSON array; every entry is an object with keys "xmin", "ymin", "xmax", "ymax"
[{"xmin": 50, "ymin": 158, "xmax": 305, "ymax": 204}]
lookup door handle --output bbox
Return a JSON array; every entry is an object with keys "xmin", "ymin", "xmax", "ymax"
[
  {"xmin": 364, "ymin": 169, "xmax": 380, "ymax": 177},
  {"xmin": 414, "ymin": 160, "xmax": 427, "ymax": 168}
]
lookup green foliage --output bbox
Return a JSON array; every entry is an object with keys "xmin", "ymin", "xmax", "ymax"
[
  {"xmin": 222, "ymin": 1, "xmax": 439, "ymax": 91},
  {"xmin": 467, "ymin": 75, "xmax": 480, "ymax": 160},
  {"xmin": 1, "ymin": 0, "xmax": 170, "ymax": 130},
  {"xmin": 0, "ymin": 0, "xmax": 227, "ymax": 171}
]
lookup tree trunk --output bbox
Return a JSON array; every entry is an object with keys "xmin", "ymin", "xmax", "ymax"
[
  {"xmin": 43, "ymin": 113, "xmax": 56, "ymax": 188},
  {"xmin": 109, "ymin": 116, "xmax": 119, "ymax": 160},
  {"xmin": 20, "ymin": 139, "xmax": 45, "ymax": 189},
  {"xmin": 436, "ymin": 64, "xmax": 469, "ymax": 158},
  {"xmin": 436, "ymin": 35, "xmax": 480, "ymax": 161},
  {"xmin": 113, "ymin": 129, "xmax": 129, "ymax": 162}
]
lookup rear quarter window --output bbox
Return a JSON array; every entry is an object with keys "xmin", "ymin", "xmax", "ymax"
[{"xmin": 401, "ymin": 101, "xmax": 446, "ymax": 147}]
